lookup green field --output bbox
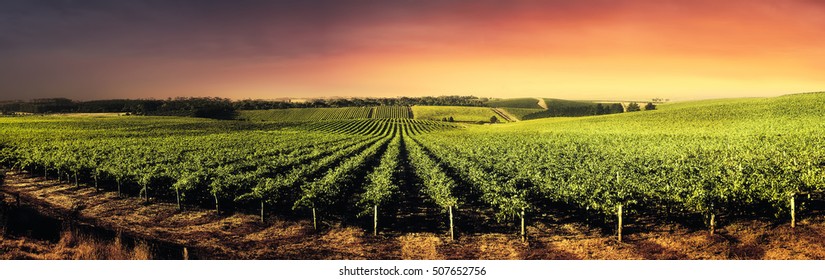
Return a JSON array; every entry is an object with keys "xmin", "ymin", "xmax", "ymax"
[
  {"xmin": 239, "ymin": 98, "xmax": 622, "ymax": 123},
  {"xmin": 299, "ymin": 118, "xmax": 459, "ymax": 135},
  {"xmin": 1, "ymin": 92, "xmax": 824, "ymax": 242},
  {"xmin": 239, "ymin": 107, "xmax": 372, "ymax": 122},
  {"xmin": 487, "ymin": 98, "xmax": 626, "ymax": 120},
  {"xmin": 485, "ymin": 98, "xmax": 543, "ymax": 109},
  {"xmin": 542, "ymin": 98, "xmax": 595, "ymax": 109},
  {"xmin": 411, "ymin": 105, "xmax": 506, "ymax": 123},
  {"xmin": 500, "ymin": 108, "xmax": 545, "ymax": 120},
  {"xmin": 372, "ymin": 106, "xmax": 412, "ymax": 119},
  {"xmin": 415, "ymin": 93, "xmax": 825, "ymax": 226}
]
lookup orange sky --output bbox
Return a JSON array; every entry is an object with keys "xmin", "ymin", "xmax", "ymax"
[{"xmin": 1, "ymin": 0, "xmax": 824, "ymax": 101}]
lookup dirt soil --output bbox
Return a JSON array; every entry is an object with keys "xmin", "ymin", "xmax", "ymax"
[
  {"xmin": 0, "ymin": 231, "xmax": 151, "ymax": 260},
  {"xmin": 3, "ymin": 170, "xmax": 825, "ymax": 260}
]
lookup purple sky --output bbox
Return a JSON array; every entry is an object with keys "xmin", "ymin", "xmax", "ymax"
[{"xmin": 2, "ymin": 0, "xmax": 825, "ymax": 101}]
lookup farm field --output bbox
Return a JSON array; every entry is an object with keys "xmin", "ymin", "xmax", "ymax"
[
  {"xmin": 519, "ymin": 98, "xmax": 622, "ymax": 118},
  {"xmin": 500, "ymin": 108, "xmax": 545, "ymax": 121},
  {"xmin": 372, "ymin": 106, "xmax": 413, "ymax": 119},
  {"xmin": 4, "ymin": 170, "xmax": 825, "ymax": 260},
  {"xmin": 1, "ymin": 92, "xmax": 825, "ymax": 259},
  {"xmin": 485, "ymin": 98, "xmax": 544, "ymax": 109},
  {"xmin": 411, "ymin": 105, "xmax": 506, "ymax": 123},
  {"xmin": 238, "ymin": 107, "xmax": 372, "ymax": 122},
  {"xmin": 238, "ymin": 106, "xmax": 415, "ymax": 122}
]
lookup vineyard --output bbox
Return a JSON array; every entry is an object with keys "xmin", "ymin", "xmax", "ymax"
[
  {"xmin": 0, "ymin": 115, "xmax": 469, "ymax": 236},
  {"xmin": 372, "ymin": 106, "xmax": 413, "ymax": 119},
  {"xmin": 238, "ymin": 107, "xmax": 372, "ymax": 122},
  {"xmin": 239, "ymin": 106, "xmax": 414, "ymax": 122},
  {"xmin": 298, "ymin": 118, "xmax": 459, "ymax": 135},
  {"xmin": 412, "ymin": 106, "xmax": 507, "ymax": 123},
  {"xmin": 2, "ymin": 93, "xmax": 825, "ymax": 259},
  {"xmin": 237, "ymin": 100, "xmax": 622, "ymax": 123}
]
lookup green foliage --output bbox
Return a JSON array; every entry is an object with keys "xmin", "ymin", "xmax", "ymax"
[
  {"xmin": 608, "ymin": 103, "xmax": 625, "ymax": 114},
  {"xmin": 373, "ymin": 106, "xmax": 412, "ymax": 119},
  {"xmin": 405, "ymin": 136, "xmax": 458, "ymax": 210},
  {"xmin": 0, "ymin": 96, "xmax": 489, "ymax": 115},
  {"xmin": 516, "ymin": 99, "xmax": 624, "ymax": 119},
  {"xmin": 1, "ymin": 92, "xmax": 824, "ymax": 233},
  {"xmin": 414, "ymin": 92, "xmax": 825, "ymax": 223},
  {"xmin": 239, "ymin": 107, "xmax": 372, "ymax": 122},
  {"xmin": 173, "ymin": 169, "xmax": 207, "ymax": 202},
  {"xmin": 412, "ymin": 106, "xmax": 506, "ymax": 123},
  {"xmin": 501, "ymin": 108, "xmax": 544, "ymax": 120},
  {"xmin": 297, "ymin": 118, "xmax": 460, "ymax": 136},
  {"xmin": 485, "ymin": 98, "xmax": 543, "ymax": 109},
  {"xmin": 358, "ymin": 136, "xmax": 401, "ymax": 215},
  {"xmin": 626, "ymin": 102, "xmax": 641, "ymax": 112},
  {"xmin": 295, "ymin": 135, "xmax": 389, "ymax": 211}
]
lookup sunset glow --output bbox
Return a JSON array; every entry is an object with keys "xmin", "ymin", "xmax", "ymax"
[{"xmin": 1, "ymin": 0, "xmax": 824, "ymax": 100}]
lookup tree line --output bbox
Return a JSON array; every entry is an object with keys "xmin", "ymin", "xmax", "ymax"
[{"xmin": 0, "ymin": 96, "xmax": 490, "ymax": 119}]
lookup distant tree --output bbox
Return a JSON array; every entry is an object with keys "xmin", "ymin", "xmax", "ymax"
[
  {"xmin": 3, "ymin": 95, "xmax": 495, "ymax": 115},
  {"xmin": 442, "ymin": 117, "xmax": 448, "ymax": 122},
  {"xmin": 448, "ymin": 116, "xmax": 454, "ymax": 122},
  {"xmin": 644, "ymin": 102, "xmax": 656, "ymax": 110},
  {"xmin": 626, "ymin": 102, "xmax": 641, "ymax": 112},
  {"xmin": 490, "ymin": 116, "xmax": 499, "ymax": 123},
  {"xmin": 609, "ymin": 103, "xmax": 625, "ymax": 114},
  {"xmin": 595, "ymin": 103, "xmax": 606, "ymax": 115}
]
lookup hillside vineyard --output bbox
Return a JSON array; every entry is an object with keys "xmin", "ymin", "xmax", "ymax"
[{"xmin": 1, "ymin": 94, "xmax": 824, "ymax": 241}]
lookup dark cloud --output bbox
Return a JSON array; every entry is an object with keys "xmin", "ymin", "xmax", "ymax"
[
  {"xmin": 1, "ymin": 0, "xmax": 823, "ymax": 100},
  {"xmin": 0, "ymin": 0, "xmax": 626, "ymax": 59},
  {"xmin": 1, "ymin": 1, "xmax": 333, "ymax": 58}
]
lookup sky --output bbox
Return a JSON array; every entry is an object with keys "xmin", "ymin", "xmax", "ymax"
[{"xmin": 1, "ymin": 0, "xmax": 825, "ymax": 101}]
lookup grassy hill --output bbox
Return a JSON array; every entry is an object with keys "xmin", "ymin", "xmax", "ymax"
[
  {"xmin": 238, "ymin": 97, "xmax": 631, "ymax": 123},
  {"xmin": 414, "ymin": 92, "xmax": 825, "ymax": 242},
  {"xmin": 499, "ymin": 108, "xmax": 544, "ymax": 121},
  {"xmin": 543, "ymin": 98, "xmax": 596, "ymax": 109},
  {"xmin": 491, "ymin": 99, "xmax": 625, "ymax": 120},
  {"xmin": 238, "ymin": 107, "xmax": 372, "ymax": 122},
  {"xmin": 230, "ymin": 94, "xmax": 825, "ymax": 127},
  {"xmin": 465, "ymin": 92, "xmax": 825, "ymax": 136},
  {"xmin": 373, "ymin": 106, "xmax": 413, "ymax": 119},
  {"xmin": 486, "ymin": 98, "xmax": 543, "ymax": 109},
  {"xmin": 411, "ymin": 105, "xmax": 506, "ymax": 123}
]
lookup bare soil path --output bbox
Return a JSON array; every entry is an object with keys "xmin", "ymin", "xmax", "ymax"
[
  {"xmin": 491, "ymin": 108, "xmax": 516, "ymax": 122},
  {"xmin": 536, "ymin": 98, "xmax": 548, "ymax": 110}
]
